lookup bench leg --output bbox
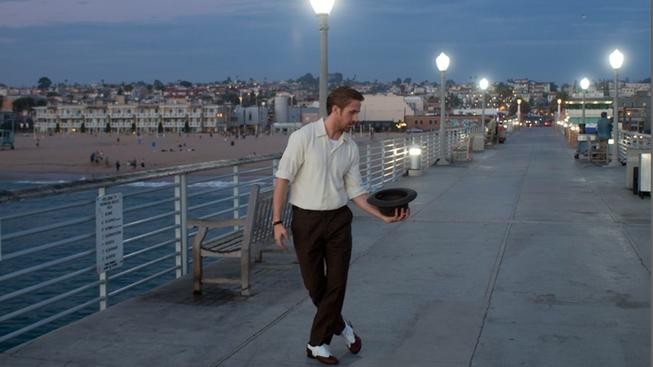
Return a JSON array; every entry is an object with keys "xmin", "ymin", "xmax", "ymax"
[
  {"xmin": 241, "ymin": 248, "xmax": 251, "ymax": 296},
  {"xmin": 192, "ymin": 227, "xmax": 207, "ymax": 295},
  {"xmin": 255, "ymin": 247, "xmax": 263, "ymax": 263},
  {"xmin": 193, "ymin": 249, "xmax": 203, "ymax": 295}
]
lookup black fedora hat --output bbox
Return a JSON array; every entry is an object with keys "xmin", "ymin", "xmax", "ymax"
[{"xmin": 367, "ymin": 188, "xmax": 417, "ymax": 216}]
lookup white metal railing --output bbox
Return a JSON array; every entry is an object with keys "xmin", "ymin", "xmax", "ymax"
[
  {"xmin": 0, "ymin": 128, "xmax": 469, "ymax": 351},
  {"xmin": 618, "ymin": 131, "xmax": 651, "ymax": 164}
]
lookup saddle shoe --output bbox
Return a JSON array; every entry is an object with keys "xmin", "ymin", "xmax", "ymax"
[
  {"xmin": 339, "ymin": 321, "xmax": 362, "ymax": 354},
  {"xmin": 306, "ymin": 344, "xmax": 339, "ymax": 365}
]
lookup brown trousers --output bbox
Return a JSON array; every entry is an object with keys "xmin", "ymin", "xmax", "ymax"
[{"xmin": 291, "ymin": 205, "xmax": 353, "ymax": 346}]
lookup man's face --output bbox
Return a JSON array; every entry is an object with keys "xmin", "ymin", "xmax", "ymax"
[{"xmin": 334, "ymin": 100, "xmax": 361, "ymax": 131}]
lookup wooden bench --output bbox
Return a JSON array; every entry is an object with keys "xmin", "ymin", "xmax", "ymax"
[{"xmin": 187, "ymin": 184, "xmax": 292, "ymax": 296}]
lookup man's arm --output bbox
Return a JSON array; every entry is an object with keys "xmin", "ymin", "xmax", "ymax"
[
  {"xmin": 272, "ymin": 177, "xmax": 290, "ymax": 249},
  {"xmin": 351, "ymin": 193, "xmax": 409, "ymax": 223}
]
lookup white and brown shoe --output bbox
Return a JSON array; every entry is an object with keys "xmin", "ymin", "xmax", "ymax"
[
  {"xmin": 306, "ymin": 343, "xmax": 339, "ymax": 365},
  {"xmin": 339, "ymin": 321, "xmax": 362, "ymax": 354}
]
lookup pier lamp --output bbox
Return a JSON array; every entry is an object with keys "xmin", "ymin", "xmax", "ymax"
[
  {"xmin": 580, "ymin": 77, "xmax": 590, "ymax": 126},
  {"xmin": 309, "ymin": 0, "xmax": 335, "ymax": 118},
  {"xmin": 436, "ymin": 52, "xmax": 450, "ymax": 164},
  {"xmin": 609, "ymin": 49, "xmax": 624, "ymax": 166},
  {"xmin": 479, "ymin": 78, "xmax": 489, "ymax": 140},
  {"xmin": 408, "ymin": 144, "xmax": 423, "ymax": 176},
  {"xmin": 517, "ymin": 98, "xmax": 522, "ymax": 124}
]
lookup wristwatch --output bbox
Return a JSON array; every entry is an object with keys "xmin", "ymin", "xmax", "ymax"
[{"xmin": 272, "ymin": 220, "xmax": 283, "ymax": 226}]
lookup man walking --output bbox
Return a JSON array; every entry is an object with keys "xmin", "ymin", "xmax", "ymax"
[{"xmin": 272, "ymin": 87, "xmax": 409, "ymax": 365}]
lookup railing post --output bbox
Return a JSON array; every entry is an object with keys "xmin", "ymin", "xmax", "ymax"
[
  {"xmin": 366, "ymin": 144, "xmax": 371, "ymax": 191},
  {"xmin": 615, "ymin": 126, "xmax": 620, "ymax": 163},
  {"xmin": 233, "ymin": 165, "xmax": 240, "ymax": 223},
  {"xmin": 97, "ymin": 187, "xmax": 108, "ymax": 311},
  {"xmin": 391, "ymin": 138, "xmax": 397, "ymax": 181},
  {"xmin": 272, "ymin": 158, "xmax": 279, "ymax": 189},
  {"xmin": 381, "ymin": 142, "xmax": 386, "ymax": 185},
  {"xmin": 419, "ymin": 135, "xmax": 426, "ymax": 169},
  {"xmin": 174, "ymin": 174, "xmax": 188, "ymax": 277},
  {"xmin": 400, "ymin": 137, "xmax": 405, "ymax": 179}
]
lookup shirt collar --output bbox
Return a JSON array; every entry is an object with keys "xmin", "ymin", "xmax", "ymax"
[{"xmin": 315, "ymin": 118, "xmax": 349, "ymax": 142}]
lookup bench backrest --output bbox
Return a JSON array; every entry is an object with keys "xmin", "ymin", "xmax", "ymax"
[{"xmin": 246, "ymin": 185, "xmax": 292, "ymax": 248}]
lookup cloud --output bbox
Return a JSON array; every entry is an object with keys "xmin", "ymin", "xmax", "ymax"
[{"xmin": 0, "ymin": 0, "xmax": 297, "ymax": 27}]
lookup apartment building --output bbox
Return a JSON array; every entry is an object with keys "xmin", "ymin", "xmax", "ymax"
[
  {"xmin": 33, "ymin": 102, "xmax": 239, "ymax": 133},
  {"xmin": 108, "ymin": 104, "xmax": 135, "ymax": 132},
  {"xmin": 84, "ymin": 106, "xmax": 109, "ymax": 132},
  {"xmin": 135, "ymin": 105, "xmax": 159, "ymax": 131},
  {"xmin": 202, "ymin": 105, "xmax": 229, "ymax": 132}
]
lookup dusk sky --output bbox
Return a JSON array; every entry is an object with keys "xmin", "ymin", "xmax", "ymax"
[{"xmin": 0, "ymin": 0, "xmax": 649, "ymax": 87}]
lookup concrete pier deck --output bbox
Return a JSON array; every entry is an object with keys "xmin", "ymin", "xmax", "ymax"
[{"xmin": 1, "ymin": 127, "xmax": 649, "ymax": 366}]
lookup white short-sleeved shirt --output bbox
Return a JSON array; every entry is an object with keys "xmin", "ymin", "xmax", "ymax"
[{"xmin": 275, "ymin": 119, "xmax": 367, "ymax": 210}]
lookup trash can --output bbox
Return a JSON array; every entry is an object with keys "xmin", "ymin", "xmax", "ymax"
[
  {"xmin": 626, "ymin": 149, "xmax": 646, "ymax": 189},
  {"xmin": 638, "ymin": 153, "xmax": 651, "ymax": 196}
]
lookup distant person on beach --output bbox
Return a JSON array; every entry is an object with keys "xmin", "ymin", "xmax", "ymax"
[{"xmin": 272, "ymin": 87, "xmax": 409, "ymax": 365}]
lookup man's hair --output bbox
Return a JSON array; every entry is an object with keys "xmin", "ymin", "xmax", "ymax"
[
  {"xmin": 327, "ymin": 87, "xmax": 364, "ymax": 115},
  {"xmin": 601, "ymin": 112, "xmax": 608, "ymax": 118}
]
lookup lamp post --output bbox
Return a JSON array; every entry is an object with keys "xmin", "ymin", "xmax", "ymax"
[
  {"xmin": 648, "ymin": 2, "xmax": 652, "ymax": 361},
  {"xmin": 580, "ymin": 77, "xmax": 590, "ymax": 126},
  {"xmin": 557, "ymin": 98, "xmax": 562, "ymax": 122},
  {"xmin": 609, "ymin": 49, "xmax": 624, "ymax": 166},
  {"xmin": 310, "ymin": 0, "xmax": 335, "ymax": 118},
  {"xmin": 479, "ymin": 77, "xmax": 489, "ymax": 140},
  {"xmin": 517, "ymin": 98, "xmax": 522, "ymax": 125},
  {"xmin": 436, "ymin": 52, "xmax": 450, "ymax": 164}
]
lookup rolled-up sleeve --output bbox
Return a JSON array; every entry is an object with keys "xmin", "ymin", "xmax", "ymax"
[
  {"xmin": 344, "ymin": 145, "xmax": 367, "ymax": 199},
  {"xmin": 275, "ymin": 131, "xmax": 304, "ymax": 182}
]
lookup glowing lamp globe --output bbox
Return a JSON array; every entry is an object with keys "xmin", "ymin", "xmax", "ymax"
[
  {"xmin": 310, "ymin": 0, "xmax": 334, "ymax": 15},
  {"xmin": 580, "ymin": 78, "xmax": 590, "ymax": 90},
  {"xmin": 479, "ymin": 78, "xmax": 489, "ymax": 91},
  {"xmin": 609, "ymin": 49, "xmax": 624, "ymax": 70},
  {"xmin": 435, "ymin": 52, "xmax": 450, "ymax": 72}
]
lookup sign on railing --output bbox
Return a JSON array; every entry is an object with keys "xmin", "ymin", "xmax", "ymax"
[{"xmin": 96, "ymin": 193, "xmax": 124, "ymax": 273}]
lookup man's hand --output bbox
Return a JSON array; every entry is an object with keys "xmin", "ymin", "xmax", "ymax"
[
  {"xmin": 352, "ymin": 194, "xmax": 412, "ymax": 224},
  {"xmin": 382, "ymin": 207, "xmax": 410, "ymax": 223},
  {"xmin": 274, "ymin": 224, "xmax": 288, "ymax": 250}
]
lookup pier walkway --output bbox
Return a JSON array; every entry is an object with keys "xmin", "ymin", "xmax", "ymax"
[{"xmin": 1, "ymin": 127, "xmax": 649, "ymax": 366}]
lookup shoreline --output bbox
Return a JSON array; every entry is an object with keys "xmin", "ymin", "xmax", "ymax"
[{"xmin": 0, "ymin": 132, "xmax": 289, "ymax": 183}]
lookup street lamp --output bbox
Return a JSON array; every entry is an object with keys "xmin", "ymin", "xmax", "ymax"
[
  {"xmin": 436, "ymin": 52, "xmax": 450, "ymax": 164},
  {"xmin": 557, "ymin": 98, "xmax": 562, "ymax": 122},
  {"xmin": 517, "ymin": 98, "xmax": 522, "ymax": 124},
  {"xmin": 310, "ymin": 0, "xmax": 335, "ymax": 118},
  {"xmin": 580, "ymin": 77, "xmax": 590, "ymax": 126},
  {"xmin": 609, "ymin": 49, "xmax": 624, "ymax": 166},
  {"xmin": 479, "ymin": 77, "xmax": 489, "ymax": 139}
]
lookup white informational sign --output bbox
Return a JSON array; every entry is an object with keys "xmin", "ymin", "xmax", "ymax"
[{"xmin": 96, "ymin": 193, "xmax": 124, "ymax": 273}]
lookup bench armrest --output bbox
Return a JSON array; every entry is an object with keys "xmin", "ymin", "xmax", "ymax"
[{"xmin": 188, "ymin": 218, "xmax": 246, "ymax": 229}]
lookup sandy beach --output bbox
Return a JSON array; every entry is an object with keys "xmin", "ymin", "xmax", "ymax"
[{"xmin": 0, "ymin": 130, "xmax": 393, "ymax": 181}]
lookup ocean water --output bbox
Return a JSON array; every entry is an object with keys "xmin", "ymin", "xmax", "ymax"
[{"xmin": 0, "ymin": 174, "xmax": 270, "ymax": 351}]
